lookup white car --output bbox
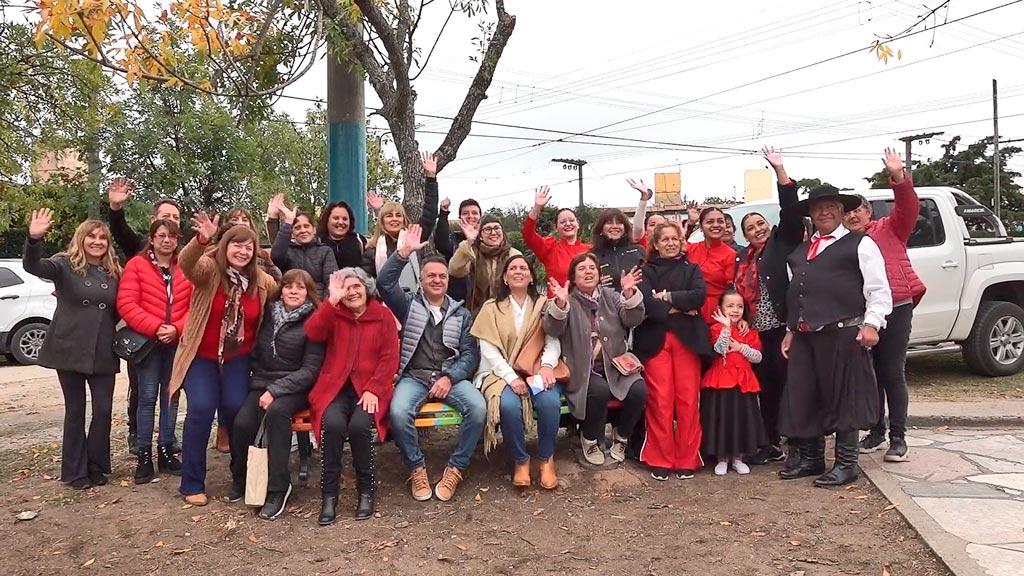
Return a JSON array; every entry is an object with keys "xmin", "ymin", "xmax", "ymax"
[
  {"xmin": 693, "ymin": 187, "xmax": 1024, "ymax": 376},
  {"xmin": 0, "ymin": 259, "xmax": 56, "ymax": 364}
]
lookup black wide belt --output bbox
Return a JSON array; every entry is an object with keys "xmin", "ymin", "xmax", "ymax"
[{"xmin": 796, "ymin": 316, "xmax": 864, "ymax": 333}]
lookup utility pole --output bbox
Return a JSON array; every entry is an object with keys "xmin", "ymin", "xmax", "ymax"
[
  {"xmin": 993, "ymin": 78, "xmax": 1001, "ymax": 220},
  {"xmin": 898, "ymin": 131, "xmax": 944, "ymax": 177},
  {"xmin": 551, "ymin": 158, "xmax": 587, "ymax": 210},
  {"xmin": 327, "ymin": 55, "xmax": 368, "ymax": 234}
]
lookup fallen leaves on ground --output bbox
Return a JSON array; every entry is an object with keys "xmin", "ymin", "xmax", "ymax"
[{"xmin": 81, "ymin": 558, "xmax": 95, "ymax": 567}]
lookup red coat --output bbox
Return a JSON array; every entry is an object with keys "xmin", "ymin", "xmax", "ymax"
[
  {"xmin": 865, "ymin": 177, "xmax": 927, "ymax": 305},
  {"xmin": 116, "ymin": 254, "xmax": 193, "ymax": 341},
  {"xmin": 522, "ymin": 214, "xmax": 591, "ymax": 296},
  {"xmin": 702, "ymin": 323, "xmax": 762, "ymax": 394},
  {"xmin": 686, "ymin": 240, "xmax": 736, "ymax": 322},
  {"xmin": 305, "ymin": 298, "xmax": 399, "ymax": 440}
]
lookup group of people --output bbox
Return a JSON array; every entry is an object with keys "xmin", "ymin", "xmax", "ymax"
[{"xmin": 23, "ymin": 145, "xmax": 923, "ymax": 526}]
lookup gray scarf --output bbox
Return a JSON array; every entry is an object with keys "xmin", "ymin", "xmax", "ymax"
[{"xmin": 269, "ymin": 300, "xmax": 313, "ymax": 357}]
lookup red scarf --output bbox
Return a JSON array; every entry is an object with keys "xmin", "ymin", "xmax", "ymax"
[{"xmin": 734, "ymin": 242, "xmax": 764, "ymax": 314}]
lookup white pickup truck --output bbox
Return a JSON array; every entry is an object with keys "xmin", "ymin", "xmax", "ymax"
[{"xmin": 714, "ymin": 186, "xmax": 1024, "ymax": 376}]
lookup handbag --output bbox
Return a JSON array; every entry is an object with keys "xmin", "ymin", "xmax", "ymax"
[
  {"xmin": 512, "ymin": 317, "xmax": 570, "ymax": 382},
  {"xmin": 244, "ymin": 418, "xmax": 269, "ymax": 507},
  {"xmin": 610, "ymin": 352, "xmax": 644, "ymax": 377},
  {"xmin": 113, "ymin": 326, "xmax": 155, "ymax": 364}
]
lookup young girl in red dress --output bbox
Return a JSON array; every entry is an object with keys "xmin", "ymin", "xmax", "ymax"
[{"xmin": 700, "ymin": 290, "xmax": 767, "ymax": 475}]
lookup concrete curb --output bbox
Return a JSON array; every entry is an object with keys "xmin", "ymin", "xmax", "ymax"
[
  {"xmin": 860, "ymin": 453, "xmax": 985, "ymax": 576},
  {"xmin": 907, "ymin": 415, "xmax": 1024, "ymax": 428}
]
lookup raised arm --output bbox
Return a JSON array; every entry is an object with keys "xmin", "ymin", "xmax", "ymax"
[
  {"xmin": 418, "ymin": 152, "xmax": 439, "ymax": 239},
  {"xmin": 434, "ymin": 198, "xmax": 454, "ymax": 260},
  {"xmin": 627, "ymin": 178, "xmax": 653, "ymax": 243},
  {"xmin": 763, "ymin": 147, "xmax": 804, "ymax": 244},
  {"xmin": 270, "ymin": 220, "xmax": 294, "ymax": 271},
  {"xmin": 178, "ymin": 212, "xmax": 220, "ymax": 286},
  {"xmin": 523, "ymin": 186, "xmax": 554, "ymax": 259},
  {"xmin": 882, "ymin": 148, "xmax": 919, "ymax": 243},
  {"xmin": 107, "ymin": 178, "xmax": 144, "ymax": 257},
  {"xmin": 22, "ymin": 209, "xmax": 61, "ymax": 281}
]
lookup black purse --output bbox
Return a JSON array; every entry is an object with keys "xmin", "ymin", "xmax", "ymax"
[{"xmin": 113, "ymin": 326, "xmax": 155, "ymax": 363}]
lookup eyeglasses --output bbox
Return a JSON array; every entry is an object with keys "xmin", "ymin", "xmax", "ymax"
[{"xmin": 480, "ymin": 225, "xmax": 502, "ymax": 234}]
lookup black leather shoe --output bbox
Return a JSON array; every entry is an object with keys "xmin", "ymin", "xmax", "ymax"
[
  {"xmin": 88, "ymin": 470, "xmax": 108, "ymax": 486},
  {"xmin": 355, "ymin": 492, "xmax": 375, "ymax": 520},
  {"xmin": 779, "ymin": 437, "xmax": 826, "ymax": 479},
  {"xmin": 815, "ymin": 431, "xmax": 860, "ymax": 487},
  {"xmin": 134, "ymin": 447, "xmax": 155, "ymax": 484},
  {"xmin": 168, "ymin": 441, "xmax": 182, "ymax": 455},
  {"xmin": 70, "ymin": 477, "xmax": 93, "ymax": 490},
  {"xmin": 884, "ymin": 436, "xmax": 909, "ymax": 462},
  {"xmin": 318, "ymin": 494, "xmax": 339, "ymax": 526}
]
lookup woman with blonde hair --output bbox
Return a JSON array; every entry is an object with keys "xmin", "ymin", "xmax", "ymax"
[
  {"xmin": 169, "ymin": 213, "xmax": 279, "ymax": 506},
  {"xmin": 361, "ymin": 152, "xmax": 439, "ymax": 292},
  {"xmin": 22, "ymin": 210, "xmax": 123, "ymax": 489}
]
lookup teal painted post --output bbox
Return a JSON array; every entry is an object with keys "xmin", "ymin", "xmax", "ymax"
[{"xmin": 327, "ymin": 54, "xmax": 367, "ymax": 234}]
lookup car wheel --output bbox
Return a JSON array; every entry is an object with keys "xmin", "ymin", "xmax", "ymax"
[
  {"xmin": 962, "ymin": 301, "xmax": 1024, "ymax": 377},
  {"xmin": 10, "ymin": 322, "xmax": 48, "ymax": 365}
]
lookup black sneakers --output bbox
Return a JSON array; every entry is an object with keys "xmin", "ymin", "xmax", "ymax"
[
  {"xmin": 650, "ymin": 467, "xmax": 670, "ymax": 481},
  {"xmin": 884, "ymin": 436, "xmax": 909, "ymax": 462},
  {"xmin": 225, "ymin": 481, "xmax": 244, "ymax": 503},
  {"xmin": 675, "ymin": 469, "xmax": 695, "ymax": 480},
  {"xmin": 259, "ymin": 485, "xmax": 292, "ymax": 520},
  {"xmin": 858, "ymin": 431, "xmax": 887, "ymax": 453}
]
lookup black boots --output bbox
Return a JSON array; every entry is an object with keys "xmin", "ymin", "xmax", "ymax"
[
  {"xmin": 158, "ymin": 445, "xmax": 182, "ymax": 475},
  {"xmin": 778, "ymin": 437, "xmax": 826, "ymax": 479},
  {"xmin": 134, "ymin": 448, "xmax": 155, "ymax": 485},
  {"xmin": 814, "ymin": 431, "xmax": 860, "ymax": 487},
  {"xmin": 318, "ymin": 494, "xmax": 339, "ymax": 526},
  {"xmin": 355, "ymin": 492, "xmax": 375, "ymax": 521}
]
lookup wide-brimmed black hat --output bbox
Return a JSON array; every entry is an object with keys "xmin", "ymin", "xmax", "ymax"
[{"xmin": 790, "ymin": 184, "xmax": 862, "ymax": 216}]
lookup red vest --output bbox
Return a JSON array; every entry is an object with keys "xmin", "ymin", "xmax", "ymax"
[{"xmin": 866, "ymin": 217, "xmax": 926, "ymax": 305}]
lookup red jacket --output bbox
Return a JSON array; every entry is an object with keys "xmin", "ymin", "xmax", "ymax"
[
  {"xmin": 305, "ymin": 298, "xmax": 399, "ymax": 440},
  {"xmin": 116, "ymin": 254, "xmax": 193, "ymax": 341},
  {"xmin": 522, "ymin": 214, "xmax": 591, "ymax": 296},
  {"xmin": 865, "ymin": 177, "xmax": 927, "ymax": 306}
]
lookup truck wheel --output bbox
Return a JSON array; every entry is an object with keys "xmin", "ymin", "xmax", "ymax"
[
  {"xmin": 962, "ymin": 301, "xmax": 1024, "ymax": 377},
  {"xmin": 10, "ymin": 323, "xmax": 48, "ymax": 365}
]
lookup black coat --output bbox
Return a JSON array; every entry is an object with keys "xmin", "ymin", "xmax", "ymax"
[
  {"xmin": 250, "ymin": 304, "xmax": 325, "ymax": 397},
  {"xmin": 633, "ymin": 256, "xmax": 713, "ymax": 362},
  {"xmin": 434, "ymin": 211, "xmax": 470, "ymax": 302},
  {"xmin": 22, "ymin": 239, "xmax": 121, "ymax": 375},
  {"xmin": 593, "ymin": 237, "xmax": 646, "ymax": 291},
  {"xmin": 753, "ymin": 180, "xmax": 805, "ymax": 322},
  {"xmin": 270, "ymin": 224, "xmax": 338, "ymax": 297}
]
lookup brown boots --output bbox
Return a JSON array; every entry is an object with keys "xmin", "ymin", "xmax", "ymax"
[{"xmin": 513, "ymin": 459, "xmax": 531, "ymax": 487}]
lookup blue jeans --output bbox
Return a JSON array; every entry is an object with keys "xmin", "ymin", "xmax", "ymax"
[
  {"xmin": 179, "ymin": 355, "xmax": 250, "ymax": 496},
  {"xmin": 499, "ymin": 383, "xmax": 564, "ymax": 464},
  {"xmin": 389, "ymin": 376, "xmax": 485, "ymax": 471},
  {"xmin": 134, "ymin": 346, "xmax": 179, "ymax": 451}
]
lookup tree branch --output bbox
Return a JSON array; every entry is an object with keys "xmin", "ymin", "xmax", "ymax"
[
  {"xmin": 433, "ymin": 0, "xmax": 515, "ymax": 170},
  {"xmin": 318, "ymin": 0, "xmax": 396, "ymax": 110},
  {"xmin": 354, "ymin": 0, "xmax": 410, "ymax": 90}
]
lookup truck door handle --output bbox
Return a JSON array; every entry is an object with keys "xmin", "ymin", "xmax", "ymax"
[
  {"xmin": 941, "ymin": 261, "xmax": 960, "ymax": 269},
  {"xmin": 0, "ymin": 295, "xmax": 19, "ymax": 300}
]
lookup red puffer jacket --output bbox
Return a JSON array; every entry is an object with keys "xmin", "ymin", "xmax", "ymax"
[
  {"xmin": 116, "ymin": 254, "xmax": 194, "ymax": 340},
  {"xmin": 866, "ymin": 176, "xmax": 927, "ymax": 306}
]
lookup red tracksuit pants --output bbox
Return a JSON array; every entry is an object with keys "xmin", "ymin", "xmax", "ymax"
[{"xmin": 639, "ymin": 333, "xmax": 703, "ymax": 470}]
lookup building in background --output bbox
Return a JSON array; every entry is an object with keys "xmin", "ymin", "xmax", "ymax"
[{"xmin": 31, "ymin": 148, "xmax": 87, "ymax": 184}]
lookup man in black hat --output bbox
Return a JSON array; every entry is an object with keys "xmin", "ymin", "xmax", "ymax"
[{"xmin": 777, "ymin": 184, "xmax": 892, "ymax": 487}]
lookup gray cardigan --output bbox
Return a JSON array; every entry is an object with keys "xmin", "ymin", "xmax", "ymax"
[
  {"xmin": 542, "ymin": 287, "xmax": 645, "ymax": 420},
  {"xmin": 22, "ymin": 238, "xmax": 121, "ymax": 375}
]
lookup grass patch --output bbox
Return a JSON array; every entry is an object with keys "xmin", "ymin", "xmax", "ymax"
[{"xmin": 907, "ymin": 354, "xmax": 1024, "ymax": 401}]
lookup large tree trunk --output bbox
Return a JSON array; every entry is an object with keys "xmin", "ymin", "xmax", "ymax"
[{"xmin": 389, "ymin": 107, "xmax": 424, "ymax": 224}]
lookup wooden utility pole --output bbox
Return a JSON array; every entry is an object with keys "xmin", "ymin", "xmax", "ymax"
[
  {"xmin": 898, "ymin": 131, "xmax": 944, "ymax": 177},
  {"xmin": 993, "ymin": 78, "xmax": 1001, "ymax": 220},
  {"xmin": 552, "ymin": 158, "xmax": 588, "ymax": 210}
]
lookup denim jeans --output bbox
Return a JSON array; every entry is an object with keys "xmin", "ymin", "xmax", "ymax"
[
  {"xmin": 499, "ymin": 384, "xmax": 564, "ymax": 463},
  {"xmin": 134, "ymin": 345, "xmax": 180, "ymax": 451},
  {"xmin": 388, "ymin": 376, "xmax": 485, "ymax": 471},
  {"xmin": 179, "ymin": 355, "xmax": 250, "ymax": 496}
]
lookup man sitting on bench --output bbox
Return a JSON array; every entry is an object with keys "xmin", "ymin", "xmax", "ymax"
[{"xmin": 378, "ymin": 225, "xmax": 483, "ymax": 503}]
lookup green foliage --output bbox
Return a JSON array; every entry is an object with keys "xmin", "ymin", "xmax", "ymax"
[{"xmin": 865, "ymin": 136, "xmax": 1024, "ymax": 230}]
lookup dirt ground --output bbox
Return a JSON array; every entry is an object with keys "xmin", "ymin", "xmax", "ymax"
[{"xmin": 0, "ymin": 365, "xmax": 951, "ymax": 576}]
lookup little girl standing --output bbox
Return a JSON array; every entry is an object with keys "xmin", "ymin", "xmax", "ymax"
[{"xmin": 701, "ymin": 290, "xmax": 768, "ymax": 475}]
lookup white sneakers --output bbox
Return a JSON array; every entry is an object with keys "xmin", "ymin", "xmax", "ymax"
[
  {"xmin": 715, "ymin": 458, "xmax": 751, "ymax": 475},
  {"xmin": 581, "ymin": 436, "xmax": 605, "ymax": 466}
]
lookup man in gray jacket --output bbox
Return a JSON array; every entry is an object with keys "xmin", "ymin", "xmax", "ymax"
[{"xmin": 378, "ymin": 225, "xmax": 483, "ymax": 503}]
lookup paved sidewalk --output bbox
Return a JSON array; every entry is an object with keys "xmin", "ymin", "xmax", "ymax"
[{"xmin": 861, "ymin": 428, "xmax": 1024, "ymax": 576}]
